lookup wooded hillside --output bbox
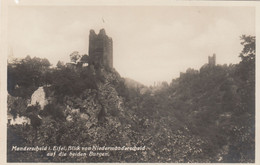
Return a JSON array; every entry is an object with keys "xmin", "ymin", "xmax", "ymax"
[{"xmin": 7, "ymin": 35, "xmax": 255, "ymax": 163}]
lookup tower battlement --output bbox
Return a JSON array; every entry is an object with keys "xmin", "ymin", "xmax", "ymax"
[
  {"xmin": 88, "ymin": 29, "xmax": 113, "ymax": 69},
  {"xmin": 208, "ymin": 53, "xmax": 216, "ymax": 66}
]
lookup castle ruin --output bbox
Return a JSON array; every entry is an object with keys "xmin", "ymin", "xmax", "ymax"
[
  {"xmin": 208, "ymin": 53, "xmax": 216, "ymax": 66},
  {"xmin": 88, "ymin": 29, "xmax": 113, "ymax": 69}
]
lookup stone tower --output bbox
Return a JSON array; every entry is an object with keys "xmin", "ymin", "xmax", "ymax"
[
  {"xmin": 208, "ymin": 53, "xmax": 216, "ymax": 66},
  {"xmin": 88, "ymin": 29, "xmax": 113, "ymax": 69}
]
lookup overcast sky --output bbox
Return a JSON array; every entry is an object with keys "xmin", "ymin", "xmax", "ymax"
[{"xmin": 8, "ymin": 6, "xmax": 255, "ymax": 86}]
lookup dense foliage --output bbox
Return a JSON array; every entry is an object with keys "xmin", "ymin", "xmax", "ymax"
[{"xmin": 7, "ymin": 35, "xmax": 255, "ymax": 162}]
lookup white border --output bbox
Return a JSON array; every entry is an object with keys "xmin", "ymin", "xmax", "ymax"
[{"xmin": 1, "ymin": 0, "xmax": 259, "ymax": 165}]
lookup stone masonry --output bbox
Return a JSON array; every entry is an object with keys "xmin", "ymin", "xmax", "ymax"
[
  {"xmin": 208, "ymin": 53, "xmax": 216, "ymax": 66},
  {"xmin": 88, "ymin": 29, "xmax": 113, "ymax": 69}
]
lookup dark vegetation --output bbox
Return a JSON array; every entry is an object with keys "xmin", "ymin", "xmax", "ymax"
[{"xmin": 7, "ymin": 35, "xmax": 255, "ymax": 162}]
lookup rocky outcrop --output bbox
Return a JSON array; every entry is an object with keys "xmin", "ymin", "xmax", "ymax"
[
  {"xmin": 29, "ymin": 87, "xmax": 48, "ymax": 110},
  {"xmin": 62, "ymin": 69, "xmax": 125, "ymax": 130},
  {"xmin": 7, "ymin": 113, "xmax": 30, "ymax": 125}
]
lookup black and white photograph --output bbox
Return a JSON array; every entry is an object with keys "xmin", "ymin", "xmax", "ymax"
[{"xmin": 2, "ymin": 1, "xmax": 257, "ymax": 163}]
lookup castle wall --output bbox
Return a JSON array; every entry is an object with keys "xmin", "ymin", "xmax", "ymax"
[{"xmin": 104, "ymin": 38, "xmax": 113, "ymax": 68}]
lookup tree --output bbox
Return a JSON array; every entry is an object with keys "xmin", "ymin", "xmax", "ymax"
[
  {"xmin": 224, "ymin": 35, "xmax": 256, "ymax": 162},
  {"xmin": 237, "ymin": 35, "xmax": 255, "ymax": 81},
  {"xmin": 41, "ymin": 58, "xmax": 51, "ymax": 68},
  {"xmin": 80, "ymin": 54, "xmax": 89, "ymax": 63},
  {"xmin": 239, "ymin": 35, "xmax": 255, "ymax": 62},
  {"xmin": 7, "ymin": 56, "xmax": 52, "ymax": 98},
  {"xmin": 56, "ymin": 60, "xmax": 65, "ymax": 68},
  {"xmin": 70, "ymin": 51, "xmax": 81, "ymax": 63}
]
